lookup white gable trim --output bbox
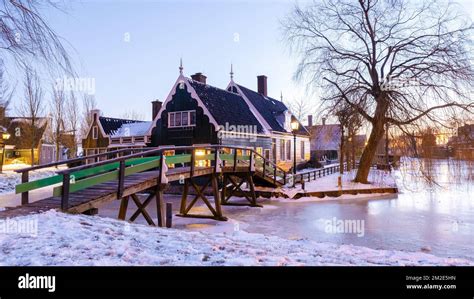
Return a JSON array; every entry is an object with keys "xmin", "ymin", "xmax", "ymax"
[
  {"xmin": 226, "ymin": 81, "xmax": 272, "ymax": 135},
  {"xmin": 147, "ymin": 75, "xmax": 220, "ymax": 136},
  {"xmin": 83, "ymin": 114, "xmax": 111, "ymax": 144}
]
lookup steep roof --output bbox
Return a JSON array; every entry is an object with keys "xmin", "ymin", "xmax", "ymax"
[
  {"xmin": 99, "ymin": 117, "xmax": 146, "ymax": 136},
  {"xmin": 188, "ymin": 79, "xmax": 265, "ymax": 134},
  {"xmin": 236, "ymin": 84, "xmax": 286, "ymax": 132},
  {"xmin": 309, "ymin": 124, "xmax": 341, "ymax": 151},
  {"xmin": 235, "ymin": 84, "xmax": 309, "ymax": 136},
  {"xmin": 4, "ymin": 117, "xmax": 50, "ymax": 148},
  {"xmin": 111, "ymin": 121, "xmax": 153, "ymax": 138}
]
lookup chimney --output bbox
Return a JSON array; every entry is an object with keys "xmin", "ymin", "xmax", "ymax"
[
  {"xmin": 191, "ymin": 72, "xmax": 207, "ymax": 84},
  {"xmin": 0, "ymin": 105, "xmax": 5, "ymax": 121},
  {"xmin": 322, "ymin": 117, "xmax": 326, "ymax": 126},
  {"xmin": 152, "ymin": 100, "xmax": 162, "ymax": 120},
  {"xmin": 308, "ymin": 115, "xmax": 313, "ymax": 127},
  {"xmin": 257, "ymin": 75, "xmax": 267, "ymax": 96},
  {"xmin": 90, "ymin": 109, "xmax": 100, "ymax": 122}
]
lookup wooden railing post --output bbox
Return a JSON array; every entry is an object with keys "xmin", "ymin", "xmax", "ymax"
[
  {"xmin": 248, "ymin": 151, "xmax": 253, "ymax": 172},
  {"xmin": 21, "ymin": 171, "xmax": 29, "ymax": 205},
  {"xmin": 213, "ymin": 148, "xmax": 220, "ymax": 173},
  {"xmin": 159, "ymin": 154, "xmax": 165, "ymax": 185},
  {"xmin": 61, "ymin": 173, "xmax": 70, "ymax": 211},
  {"xmin": 118, "ymin": 160, "xmax": 125, "ymax": 198},
  {"xmin": 273, "ymin": 167, "xmax": 277, "ymax": 184},
  {"xmin": 190, "ymin": 150, "xmax": 195, "ymax": 177},
  {"xmin": 233, "ymin": 150, "xmax": 237, "ymax": 172}
]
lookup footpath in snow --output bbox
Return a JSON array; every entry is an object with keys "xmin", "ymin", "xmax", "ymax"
[{"xmin": 0, "ymin": 210, "xmax": 471, "ymax": 266}]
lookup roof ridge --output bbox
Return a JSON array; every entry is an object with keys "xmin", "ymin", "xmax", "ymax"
[
  {"xmin": 99, "ymin": 116, "xmax": 145, "ymax": 123},
  {"xmin": 188, "ymin": 78, "xmax": 243, "ymax": 97},
  {"xmin": 236, "ymin": 83, "xmax": 284, "ymax": 105}
]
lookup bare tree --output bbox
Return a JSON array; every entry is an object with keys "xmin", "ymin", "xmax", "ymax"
[
  {"xmin": 121, "ymin": 109, "xmax": 145, "ymax": 121},
  {"xmin": 286, "ymin": 97, "xmax": 314, "ymax": 122},
  {"xmin": 51, "ymin": 84, "xmax": 66, "ymax": 163},
  {"xmin": 66, "ymin": 91, "xmax": 79, "ymax": 158},
  {"xmin": 283, "ymin": 0, "xmax": 473, "ymax": 183},
  {"xmin": 0, "ymin": 0, "xmax": 73, "ymax": 73},
  {"xmin": 0, "ymin": 59, "xmax": 14, "ymax": 123},
  {"xmin": 80, "ymin": 94, "xmax": 97, "ymax": 138},
  {"xmin": 18, "ymin": 67, "xmax": 44, "ymax": 166}
]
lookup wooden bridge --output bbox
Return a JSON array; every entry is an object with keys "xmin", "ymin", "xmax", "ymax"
[{"xmin": 4, "ymin": 145, "xmax": 289, "ymax": 226}]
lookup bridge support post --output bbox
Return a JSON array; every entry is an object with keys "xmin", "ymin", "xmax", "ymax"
[
  {"xmin": 177, "ymin": 174, "xmax": 227, "ymax": 221},
  {"xmin": 156, "ymin": 185, "xmax": 166, "ymax": 227},
  {"xmin": 221, "ymin": 173, "xmax": 262, "ymax": 207},
  {"xmin": 118, "ymin": 196, "xmax": 129, "ymax": 220}
]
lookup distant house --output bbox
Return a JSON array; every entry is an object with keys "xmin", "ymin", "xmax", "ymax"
[
  {"xmin": 0, "ymin": 113, "xmax": 55, "ymax": 165},
  {"xmin": 149, "ymin": 71, "xmax": 310, "ymax": 171},
  {"xmin": 448, "ymin": 124, "xmax": 473, "ymax": 160},
  {"xmin": 82, "ymin": 109, "xmax": 153, "ymax": 161},
  {"xmin": 306, "ymin": 117, "xmax": 341, "ymax": 162}
]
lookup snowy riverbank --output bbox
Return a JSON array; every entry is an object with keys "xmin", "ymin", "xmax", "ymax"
[
  {"xmin": 0, "ymin": 210, "xmax": 471, "ymax": 266},
  {"xmin": 0, "ymin": 164, "xmax": 67, "ymax": 196}
]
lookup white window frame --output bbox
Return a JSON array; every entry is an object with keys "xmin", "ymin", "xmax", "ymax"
[
  {"xmin": 300, "ymin": 140, "xmax": 305, "ymax": 160},
  {"xmin": 92, "ymin": 126, "xmax": 98, "ymax": 139},
  {"xmin": 279, "ymin": 139, "xmax": 285, "ymax": 161},
  {"xmin": 168, "ymin": 110, "xmax": 196, "ymax": 128}
]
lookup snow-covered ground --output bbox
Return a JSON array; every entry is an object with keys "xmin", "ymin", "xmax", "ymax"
[
  {"xmin": 0, "ymin": 165, "xmax": 62, "ymax": 195},
  {"xmin": 0, "ymin": 210, "xmax": 471, "ymax": 266}
]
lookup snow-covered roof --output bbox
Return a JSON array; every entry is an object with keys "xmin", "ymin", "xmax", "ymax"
[{"xmin": 110, "ymin": 121, "xmax": 153, "ymax": 138}]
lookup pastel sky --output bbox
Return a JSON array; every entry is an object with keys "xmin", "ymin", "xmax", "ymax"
[
  {"xmin": 6, "ymin": 0, "xmax": 474, "ymax": 123},
  {"xmin": 41, "ymin": 0, "xmax": 310, "ymax": 121}
]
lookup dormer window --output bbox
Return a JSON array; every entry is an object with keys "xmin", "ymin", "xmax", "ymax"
[{"xmin": 168, "ymin": 110, "xmax": 196, "ymax": 128}]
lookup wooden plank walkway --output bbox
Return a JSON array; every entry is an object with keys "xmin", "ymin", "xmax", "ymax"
[{"xmin": 0, "ymin": 166, "xmax": 255, "ymax": 219}]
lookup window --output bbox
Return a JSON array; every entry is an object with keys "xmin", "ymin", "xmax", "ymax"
[
  {"xmin": 272, "ymin": 138, "xmax": 276, "ymax": 162},
  {"xmin": 168, "ymin": 110, "xmax": 196, "ymax": 128},
  {"xmin": 286, "ymin": 140, "xmax": 291, "ymax": 161},
  {"xmin": 256, "ymin": 147, "xmax": 263, "ymax": 155},
  {"xmin": 264, "ymin": 149, "xmax": 270, "ymax": 160},
  {"xmin": 279, "ymin": 139, "xmax": 285, "ymax": 161},
  {"xmin": 92, "ymin": 126, "xmax": 98, "ymax": 139},
  {"xmin": 301, "ymin": 141, "xmax": 305, "ymax": 160}
]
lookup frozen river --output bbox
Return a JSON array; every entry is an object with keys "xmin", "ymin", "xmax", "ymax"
[
  {"xmin": 98, "ymin": 158, "xmax": 473, "ymax": 261},
  {"xmin": 220, "ymin": 158, "xmax": 474, "ymax": 260}
]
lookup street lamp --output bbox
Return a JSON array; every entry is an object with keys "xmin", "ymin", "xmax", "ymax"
[
  {"xmin": 0, "ymin": 131, "xmax": 11, "ymax": 173},
  {"xmin": 290, "ymin": 120, "xmax": 299, "ymax": 184}
]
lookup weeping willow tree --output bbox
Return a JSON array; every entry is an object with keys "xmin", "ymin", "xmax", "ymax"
[{"xmin": 283, "ymin": 0, "xmax": 473, "ymax": 183}]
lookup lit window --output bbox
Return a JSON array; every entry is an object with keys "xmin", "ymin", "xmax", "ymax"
[
  {"xmin": 168, "ymin": 110, "xmax": 196, "ymax": 128},
  {"xmin": 195, "ymin": 149, "xmax": 209, "ymax": 167}
]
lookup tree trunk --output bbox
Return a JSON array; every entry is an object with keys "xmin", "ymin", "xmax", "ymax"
[
  {"xmin": 351, "ymin": 134, "xmax": 356, "ymax": 170},
  {"xmin": 354, "ymin": 119, "xmax": 385, "ymax": 183},
  {"xmin": 339, "ymin": 125, "xmax": 344, "ymax": 174}
]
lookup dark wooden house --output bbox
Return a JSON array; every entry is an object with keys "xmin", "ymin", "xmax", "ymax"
[
  {"xmin": 149, "ymin": 70, "xmax": 310, "ymax": 171},
  {"xmin": 82, "ymin": 109, "xmax": 152, "ymax": 162}
]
